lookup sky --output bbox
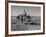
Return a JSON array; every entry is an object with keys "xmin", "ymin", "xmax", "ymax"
[{"xmin": 11, "ymin": 6, "xmax": 41, "ymax": 16}]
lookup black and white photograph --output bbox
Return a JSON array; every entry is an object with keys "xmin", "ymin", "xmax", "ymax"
[
  {"xmin": 11, "ymin": 6, "xmax": 41, "ymax": 31},
  {"xmin": 8, "ymin": 2, "xmax": 45, "ymax": 35}
]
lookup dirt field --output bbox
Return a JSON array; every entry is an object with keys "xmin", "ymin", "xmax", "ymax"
[{"xmin": 11, "ymin": 16, "xmax": 40, "ymax": 31}]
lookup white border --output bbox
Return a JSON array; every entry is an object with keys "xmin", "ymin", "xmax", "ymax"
[{"xmin": 8, "ymin": 3, "xmax": 43, "ymax": 34}]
